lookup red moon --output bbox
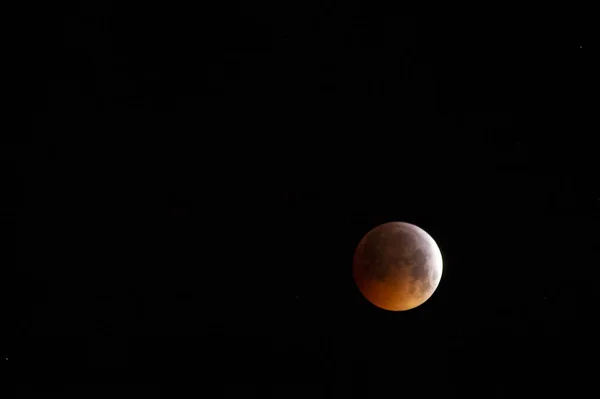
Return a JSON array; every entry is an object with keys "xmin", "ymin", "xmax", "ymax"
[{"xmin": 353, "ymin": 222, "xmax": 443, "ymax": 311}]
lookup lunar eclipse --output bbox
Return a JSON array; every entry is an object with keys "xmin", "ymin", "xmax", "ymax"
[{"xmin": 353, "ymin": 222, "xmax": 443, "ymax": 311}]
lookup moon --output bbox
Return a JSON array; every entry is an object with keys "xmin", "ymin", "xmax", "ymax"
[{"xmin": 352, "ymin": 222, "xmax": 443, "ymax": 311}]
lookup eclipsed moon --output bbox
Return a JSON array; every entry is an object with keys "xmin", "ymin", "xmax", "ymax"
[{"xmin": 353, "ymin": 221, "xmax": 443, "ymax": 311}]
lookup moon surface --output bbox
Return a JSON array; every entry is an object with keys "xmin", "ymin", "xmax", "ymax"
[{"xmin": 353, "ymin": 222, "xmax": 443, "ymax": 311}]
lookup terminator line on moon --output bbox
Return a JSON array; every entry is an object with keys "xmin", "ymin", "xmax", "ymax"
[{"xmin": 353, "ymin": 222, "xmax": 443, "ymax": 311}]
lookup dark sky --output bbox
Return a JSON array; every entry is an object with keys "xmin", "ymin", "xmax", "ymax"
[{"xmin": 11, "ymin": 2, "xmax": 598, "ymax": 398}]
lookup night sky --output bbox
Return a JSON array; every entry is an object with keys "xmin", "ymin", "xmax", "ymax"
[{"xmin": 10, "ymin": 2, "xmax": 598, "ymax": 398}]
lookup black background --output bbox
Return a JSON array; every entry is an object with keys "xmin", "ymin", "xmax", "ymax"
[{"xmin": 9, "ymin": 1, "xmax": 598, "ymax": 398}]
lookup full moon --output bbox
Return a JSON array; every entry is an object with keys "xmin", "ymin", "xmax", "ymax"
[{"xmin": 353, "ymin": 222, "xmax": 443, "ymax": 311}]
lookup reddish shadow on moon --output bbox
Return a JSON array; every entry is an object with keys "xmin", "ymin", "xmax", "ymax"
[{"xmin": 353, "ymin": 222, "xmax": 443, "ymax": 311}]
